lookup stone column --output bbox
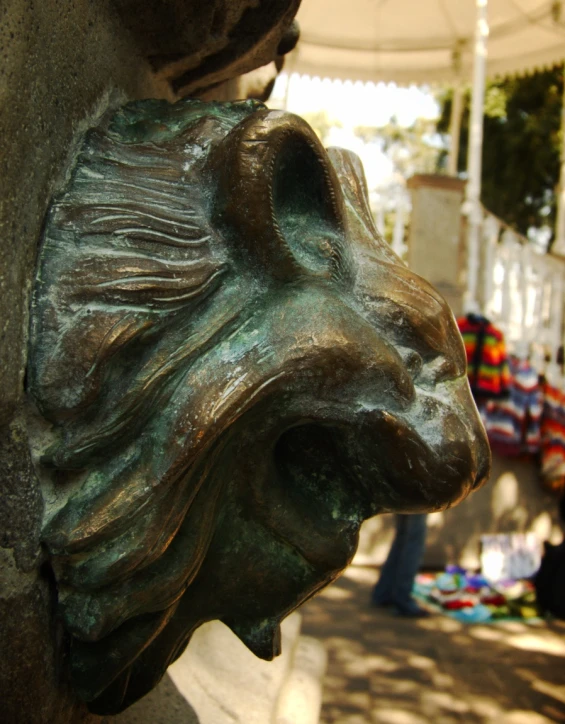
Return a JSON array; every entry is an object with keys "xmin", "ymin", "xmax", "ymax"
[
  {"xmin": 0, "ymin": 2, "xmax": 299, "ymax": 721},
  {"xmin": 406, "ymin": 174, "xmax": 466, "ymax": 316},
  {"xmin": 0, "ymin": 5, "xmax": 166, "ymax": 722}
]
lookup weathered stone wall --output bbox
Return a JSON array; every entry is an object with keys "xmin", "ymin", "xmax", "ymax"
[
  {"xmin": 0, "ymin": 2, "xmax": 298, "ymax": 721},
  {"xmin": 0, "ymin": 3, "xmax": 168, "ymax": 721},
  {"xmin": 407, "ymin": 174, "xmax": 466, "ymax": 317}
]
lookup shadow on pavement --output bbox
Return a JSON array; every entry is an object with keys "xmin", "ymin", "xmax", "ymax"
[{"xmin": 300, "ymin": 565, "xmax": 565, "ymax": 724}]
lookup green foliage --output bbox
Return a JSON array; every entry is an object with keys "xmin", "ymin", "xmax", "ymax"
[
  {"xmin": 355, "ymin": 116, "xmax": 442, "ymax": 179},
  {"xmin": 437, "ymin": 67, "xmax": 563, "ymax": 239},
  {"xmin": 300, "ymin": 110, "xmax": 341, "ymax": 145}
]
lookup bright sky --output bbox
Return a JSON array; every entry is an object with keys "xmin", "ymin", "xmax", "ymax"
[
  {"xmin": 271, "ymin": 73, "xmax": 439, "ymax": 127},
  {"xmin": 269, "ymin": 73, "xmax": 440, "ymax": 189}
]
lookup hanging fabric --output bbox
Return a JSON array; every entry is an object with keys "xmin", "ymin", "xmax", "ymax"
[
  {"xmin": 482, "ymin": 356, "xmax": 542, "ymax": 457},
  {"xmin": 457, "ymin": 313, "xmax": 510, "ymax": 401},
  {"xmin": 540, "ymin": 381, "xmax": 565, "ymax": 495}
]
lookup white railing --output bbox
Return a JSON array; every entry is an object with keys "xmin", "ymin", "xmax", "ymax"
[
  {"xmin": 371, "ymin": 183, "xmax": 565, "ymax": 363},
  {"xmin": 370, "ymin": 186, "xmax": 411, "ymax": 259},
  {"xmin": 477, "ymin": 208, "xmax": 565, "ymax": 362}
]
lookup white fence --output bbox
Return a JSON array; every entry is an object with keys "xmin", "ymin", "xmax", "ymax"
[
  {"xmin": 372, "ymin": 185, "xmax": 565, "ymax": 363},
  {"xmin": 370, "ymin": 186, "xmax": 411, "ymax": 259},
  {"xmin": 477, "ymin": 208, "xmax": 565, "ymax": 363}
]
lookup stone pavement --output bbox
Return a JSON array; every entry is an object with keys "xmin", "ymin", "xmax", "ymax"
[{"xmin": 300, "ymin": 565, "xmax": 565, "ymax": 724}]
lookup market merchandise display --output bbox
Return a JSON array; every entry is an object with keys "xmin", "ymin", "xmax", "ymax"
[
  {"xmin": 456, "ymin": 313, "xmax": 510, "ymax": 400},
  {"xmin": 540, "ymin": 382, "xmax": 565, "ymax": 494},
  {"xmin": 414, "ymin": 567, "xmax": 540, "ymax": 624},
  {"xmin": 457, "ymin": 314, "xmax": 565, "ymax": 494},
  {"xmin": 482, "ymin": 357, "xmax": 543, "ymax": 457}
]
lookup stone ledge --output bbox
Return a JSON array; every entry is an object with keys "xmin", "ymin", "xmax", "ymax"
[
  {"xmin": 114, "ymin": 613, "xmax": 328, "ymax": 724},
  {"xmin": 274, "ymin": 635, "xmax": 327, "ymax": 724},
  {"xmin": 407, "ymin": 174, "xmax": 466, "ymax": 192}
]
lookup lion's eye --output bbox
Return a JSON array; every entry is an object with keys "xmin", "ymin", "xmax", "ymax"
[
  {"xmin": 290, "ymin": 231, "xmax": 340, "ymax": 274},
  {"xmin": 403, "ymin": 350, "xmax": 423, "ymax": 379},
  {"xmin": 317, "ymin": 238, "xmax": 334, "ymax": 258}
]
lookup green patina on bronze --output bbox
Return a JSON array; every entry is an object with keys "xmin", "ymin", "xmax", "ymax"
[{"xmin": 27, "ymin": 98, "xmax": 490, "ymax": 714}]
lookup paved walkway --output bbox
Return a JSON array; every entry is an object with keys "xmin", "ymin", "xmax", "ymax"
[{"xmin": 300, "ymin": 566, "xmax": 565, "ymax": 724}]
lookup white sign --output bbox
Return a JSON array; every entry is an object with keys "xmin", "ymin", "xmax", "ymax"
[{"xmin": 480, "ymin": 533, "xmax": 542, "ymax": 581}]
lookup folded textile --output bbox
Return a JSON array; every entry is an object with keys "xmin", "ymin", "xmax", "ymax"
[
  {"xmin": 457, "ymin": 314, "xmax": 510, "ymax": 400},
  {"xmin": 540, "ymin": 382, "xmax": 565, "ymax": 493},
  {"xmin": 483, "ymin": 356, "xmax": 542, "ymax": 456}
]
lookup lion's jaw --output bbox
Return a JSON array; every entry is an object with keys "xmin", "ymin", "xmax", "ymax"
[{"xmin": 174, "ymin": 272, "xmax": 490, "ymax": 655}]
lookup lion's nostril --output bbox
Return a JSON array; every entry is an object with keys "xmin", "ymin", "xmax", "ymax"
[
  {"xmin": 473, "ymin": 441, "xmax": 491, "ymax": 490},
  {"xmin": 405, "ymin": 351, "xmax": 423, "ymax": 378},
  {"xmin": 432, "ymin": 356, "xmax": 460, "ymax": 385}
]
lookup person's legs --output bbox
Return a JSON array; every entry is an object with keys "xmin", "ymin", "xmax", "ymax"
[
  {"xmin": 371, "ymin": 514, "xmax": 408, "ymax": 605},
  {"xmin": 389, "ymin": 513, "xmax": 428, "ymax": 615}
]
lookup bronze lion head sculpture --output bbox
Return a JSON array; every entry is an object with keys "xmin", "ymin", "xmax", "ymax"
[{"xmin": 27, "ymin": 98, "xmax": 490, "ymax": 714}]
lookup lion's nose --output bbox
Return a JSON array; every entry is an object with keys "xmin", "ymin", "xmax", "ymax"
[{"xmin": 472, "ymin": 432, "xmax": 491, "ymax": 490}]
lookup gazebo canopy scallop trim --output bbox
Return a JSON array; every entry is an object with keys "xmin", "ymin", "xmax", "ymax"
[
  {"xmin": 292, "ymin": 0, "xmax": 565, "ymax": 85},
  {"xmin": 289, "ymin": 0, "xmax": 565, "ymax": 307}
]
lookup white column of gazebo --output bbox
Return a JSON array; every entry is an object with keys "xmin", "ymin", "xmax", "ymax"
[{"xmin": 287, "ymin": 0, "xmax": 565, "ymax": 348}]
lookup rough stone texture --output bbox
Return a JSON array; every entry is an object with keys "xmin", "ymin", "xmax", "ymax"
[
  {"xmin": 407, "ymin": 175, "xmax": 466, "ymax": 317},
  {"xmin": 1, "ymin": 4, "xmax": 165, "ymax": 721},
  {"xmin": 112, "ymin": 1, "xmax": 300, "ymax": 96},
  {"xmin": 0, "ymin": 2, "xmax": 299, "ymax": 722}
]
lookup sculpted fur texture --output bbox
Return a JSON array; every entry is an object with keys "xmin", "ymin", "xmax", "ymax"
[{"xmin": 27, "ymin": 98, "xmax": 490, "ymax": 713}]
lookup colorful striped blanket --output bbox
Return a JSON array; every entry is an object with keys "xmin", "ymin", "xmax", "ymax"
[
  {"xmin": 482, "ymin": 357, "xmax": 542, "ymax": 456},
  {"xmin": 457, "ymin": 314, "xmax": 510, "ymax": 399}
]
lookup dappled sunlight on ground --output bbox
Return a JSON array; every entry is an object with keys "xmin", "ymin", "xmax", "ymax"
[
  {"xmin": 323, "ymin": 586, "xmax": 355, "ymax": 602},
  {"xmin": 300, "ymin": 566, "xmax": 565, "ymax": 724}
]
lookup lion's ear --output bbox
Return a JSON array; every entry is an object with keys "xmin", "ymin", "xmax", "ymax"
[
  {"xmin": 211, "ymin": 109, "xmax": 350, "ymax": 281},
  {"xmin": 326, "ymin": 147, "xmax": 374, "ymax": 231},
  {"xmin": 326, "ymin": 146, "xmax": 400, "ymax": 266}
]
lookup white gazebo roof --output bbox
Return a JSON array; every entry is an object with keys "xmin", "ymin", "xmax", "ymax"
[{"xmin": 292, "ymin": 0, "xmax": 565, "ymax": 84}]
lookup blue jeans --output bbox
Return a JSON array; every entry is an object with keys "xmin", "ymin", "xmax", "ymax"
[{"xmin": 371, "ymin": 513, "xmax": 428, "ymax": 608}]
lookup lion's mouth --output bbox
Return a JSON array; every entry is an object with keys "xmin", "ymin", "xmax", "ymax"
[
  {"xmin": 270, "ymin": 422, "xmax": 374, "ymax": 569},
  {"xmin": 248, "ymin": 391, "xmax": 489, "ymax": 573}
]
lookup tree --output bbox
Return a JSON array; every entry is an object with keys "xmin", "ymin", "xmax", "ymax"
[
  {"xmin": 437, "ymin": 67, "xmax": 563, "ymax": 241},
  {"xmin": 355, "ymin": 116, "xmax": 442, "ymax": 180},
  {"xmin": 300, "ymin": 110, "xmax": 341, "ymax": 145}
]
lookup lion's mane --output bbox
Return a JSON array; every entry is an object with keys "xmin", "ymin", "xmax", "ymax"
[{"xmin": 29, "ymin": 100, "xmax": 275, "ymax": 708}]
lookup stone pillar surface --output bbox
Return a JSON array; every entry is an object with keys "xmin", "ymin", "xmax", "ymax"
[
  {"xmin": 1, "ymin": 5, "xmax": 166, "ymax": 722},
  {"xmin": 407, "ymin": 174, "xmax": 466, "ymax": 316},
  {"xmin": 0, "ymin": 2, "xmax": 298, "ymax": 722}
]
